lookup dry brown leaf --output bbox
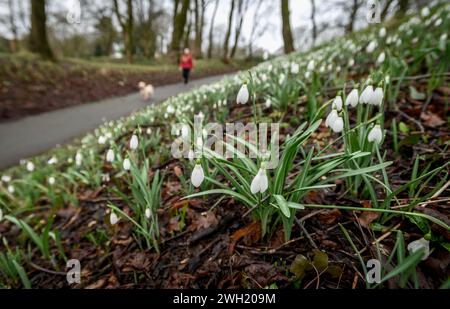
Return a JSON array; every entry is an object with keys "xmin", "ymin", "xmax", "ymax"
[
  {"xmin": 421, "ymin": 112, "xmax": 445, "ymax": 128},
  {"xmin": 229, "ymin": 221, "xmax": 261, "ymax": 252},
  {"xmin": 173, "ymin": 165, "xmax": 183, "ymax": 177},
  {"xmin": 357, "ymin": 201, "xmax": 379, "ymax": 228},
  {"xmin": 318, "ymin": 209, "xmax": 342, "ymax": 225}
]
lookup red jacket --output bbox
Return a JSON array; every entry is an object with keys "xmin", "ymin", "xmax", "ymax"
[{"xmin": 179, "ymin": 54, "xmax": 193, "ymax": 69}]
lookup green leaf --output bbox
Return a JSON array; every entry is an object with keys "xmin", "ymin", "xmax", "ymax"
[{"xmin": 273, "ymin": 195, "xmax": 291, "ymax": 218}]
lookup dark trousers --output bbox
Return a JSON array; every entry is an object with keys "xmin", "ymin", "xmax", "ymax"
[{"xmin": 182, "ymin": 68, "xmax": 190, "ymax": 84}]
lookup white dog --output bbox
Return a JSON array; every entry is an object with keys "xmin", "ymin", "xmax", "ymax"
[{"xmin": 138, "ymin": 81, "xmax": 154, "ymax": 100}]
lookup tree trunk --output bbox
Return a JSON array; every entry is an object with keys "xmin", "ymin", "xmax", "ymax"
[
  {"xmin": 310, "ymin": 0, "xmax": 317, "ymax": 45},
  {"xmin": 396, "ymin": 0, "xmax": 410, "ymax": 17},
  {"xmin": 193, "ymin": 0, "xmax": 204, "ymax": 58},
  {"xmin": 207, "ymin": 0, "xmax": 220, "ymax": 59},
  {"xmin": 113, "ymin": 0, "xmax": 134, "ymax": 63},
  {"xmin": 170, "ymin": 0, "xmax": 190, "ymax": 54},
  {"xmin": 223, "ymin": 0, "xmax": 235, "ymax": 60},
  {"xmin": 126, "ymin": 0, "xmax": 133, "ymax": 63},
  {"xmin": 281, "ymin": 0, "xmax": 294, "ymax": 54},
  {"xmin": 381, "ymin": 0, "xmax": 394, "ymax": 20},
  {"xmin": 230, "ymin": 0, "xmax": 246, "ymax": 58},
  {"xmin": 29, "ymin": 0, "xmax": 54, "ymax": 60},
  {"xmin": 184, "ymin": 9, "xmax": 193, "ymax": 49},
  {"xmin": 345, "ymin": 0, "xmax": 359, "ymax": 34},
  {"xmin": 8, "ymin": 0, "xmax": 19, "ymax": 52}
]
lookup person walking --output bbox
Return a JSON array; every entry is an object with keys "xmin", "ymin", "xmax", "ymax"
[{"xmin": 179, "ymin": 48, "xmax": 194, "ymax": 84}]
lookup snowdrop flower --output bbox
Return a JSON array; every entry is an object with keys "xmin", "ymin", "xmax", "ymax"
[
  {"xmin": 191, "ymin": 164, "xmax": 205, "ymax": 188},
  {"xmin": 250, "ymin": 167, "xmax": 268, "ymax": 194},
  {"xmin": 265, "ymin": 98, "xmax": 272, "ymax": 108},
  {"xmin": 366, "ymin": 41, "xmax": 377, "ymax": 53},
  {"xmin": 325, "ymin": 110, "xmax": 338, "ymax": 128},
  {"xmin": 332, "ymin": 96, "xmax": 343, "ymax": 111},
  {"xmin": 263, "ymin": 51, "xmax": 269, "ymax": 60},
  {"xmin": 407, "ymin": 238, "xmax": 430, "ymax": 260},
  {"xmin": 421, "ymin": 7, "xmax": 430, "ymax": 17},
  {"xmin": 368, "ymin": 125, "xmax": 383, "ymax": 144},
  {"xmin": 188, "ymin": 149, "xmax": 195, "ymax": 161},
  {"xmin": 236, "ymin": 84, "xmax": 249, "ymax": 104},
  {"xmin": 360, "ymin": 85, "xmax": 374, "ymax": 104},
  {"xmin": 48, "ymin": 177, "xmax": 56, "ymax": 185},
  {"xmin": 102, "ymin": 173, "xmax": 110, "ymax": 183},
  {"xmin": 307, "ymin": 60, "xmax": 315, "ymax": 71},
  {"xmin": 146, "ymin": 128, "xmax": 152, "ymax": 135},
  {"xmin": 1, "ymin": 175, "xmax": 11, "ymax": 183},
  {"xmin": 7, "ymin": 185, "xmax": 14, "ymax": 194},
  {"xmin": 379, "ymin": 27, "xmax": 386, "ymax": 38},
  {"xmin": 26, "ymin": 161, "xmax": 35, "ymax": 172},
  {"xmin": 75, "ymin": 152, "xmax": 83, "ymax": 166},
  {"xmin": 98, "ymin": 135, "xmax": 107, "ymax": 144},
  {"xmin": 145, "ymin": 208, "xmax": 151, "ymax": 219},
  {"xmin": 110, "ymin": 212, "xmax": 119, "ymax": 225},
  {"xmin": 291, "ymin": 63, "xmax": 300, "ymax": 74},
  {"xmin": 48, "ymin": 156, "xmax": 58, "ymax": 165},
  {"xmin": 106, "ymin": 149, "xmax": 115, "ymax": 162},
  {"xmin": 345, "ymin": 89, "xmax": 359, "ymax": 107},
  {"xmin": 434, "ymin": 18, "xmax": 442, "ymax": 27},
  {"xmin": 330, "ymin": 115, "xmax": 344, "ymax": 133},
  {"xmin": 123, "ymin": 158, "xmax": 131, "ymax": 171},
  {"xmin": 348, "ymin": 58, "xmax": 355, "ymax": 67},
  {"xmin": 130, "ymin": 134, "xmax": 139, "ymax": 150},
  {"xmin": 370, "ymin": 87, "xmax": 384, "ymax": 106},
  {"xmin": 377, "ymin": 52, "xmax": 385, "ymax": 64}
]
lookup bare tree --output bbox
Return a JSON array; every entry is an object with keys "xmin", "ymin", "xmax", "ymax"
[
  {"xmin": 29, "ymin": 0, "xmax": 54, "ymax": 60},
  {"xmin": 207, "ymin": 0, "xmax": 220, "ymax": 58},
  {"xmin": 345, "ymin": 0, "xmax": 361, "ymax": 34},
  {"xmin": 113, "ymin": 0, "xmax": 134, "ymax": 63},
  {"xmin": 281, "ymin": 0, "xmax": 294, "ymax": 54},
  {"xmin": 230, "ymin": 0, "xmax": 248, "ymax": 58},
  {"xmin": 395, "ymin": 0, "xmax": 410, "ymax": 17},
  {"xmin": 247, "ymin": 0, "xmax": 265, "ymax": 57},
  {"xmin": 310, "ymin": 0, "xmax": 317, "ymax": 45},
  {"xmin": 183, "ymin": 7, "xmax": 193, "ymax": 48},
  {"xmin": 193, "ymin": 0, "xmax": 208, "ymax": 58},
  {"xmin": 170, "ymin": 0, "xmax": 190, "ymax": 55},
  {"xmin": 381, "ymin": 0, "xmax": 395, "ymax": 20},
  {"xmin": 222, "ymin": 0, "xmax": 235, "ymax": 61}
]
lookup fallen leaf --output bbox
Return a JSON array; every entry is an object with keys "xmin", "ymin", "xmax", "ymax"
[
  {"xmin": 357, "ymin": 202, "xmax": 379, "ymax": 228},
  {"xmin": 290, "ymin": 254, "xmax": 309, "ymax": 279},
  {"xmin": 229, "ymin": 221, "xmax": 261, "ymax": 252},
  {"xmin": 318, "ymin": 209, "xmax": 342, "ymax": 225},
  {"xmin": 173, "ymin": 165, "xmax": 183, "ymax": 177},
  {"xmin": 421, "ymin": 112, "xmax": 445, "ymax": 128}
]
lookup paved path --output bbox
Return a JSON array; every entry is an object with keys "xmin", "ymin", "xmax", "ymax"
[{"xmin": 0, "ymin": 74, "xmax": 228, "ymax": 170}]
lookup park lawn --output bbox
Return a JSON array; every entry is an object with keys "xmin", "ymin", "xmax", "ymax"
[{"xmin": 0, "ymin": 53, "xmax": 257, "ymax": 122}]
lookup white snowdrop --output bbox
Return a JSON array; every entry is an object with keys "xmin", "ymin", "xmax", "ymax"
[
  {"xmin": 7, "ymin": 185, "xmax": 14, "ymax": 194},
  {"xmin": 332, "ymin": 96, "xmax": 343, "ymax": 111},
  {"xmin": 434, "ymin": 18, "xmax": 442, "ymax": 27},
  {"xmin": 379, "ymin": 27, "xmax": 386, "ymax": 38},
  {"xmin": 102, "ymin": 173, "xmax": 110, "ymax": 183},
  {"xmin": 370, "ymin": 87, "xmax": 384, "ymax": 106},
  {"xmin": 26, "ymin": 161, "xmax": 35, "ymax": 172},
  {"xmin": 191, "ymin": 164, "xmax": 205, "ymax": 188},
  {"xmin": 130, "ymin": 134, "xmax": 139, "ymax": 150},
  {"xmin": 75, "ymin": 152, "xmax": 83, "ymax": 166},
  {"xmin": 123, "ymin": 158, "xmax": 131, "ymax": 171},
  {"xmin": 331, "ymin": 115, "xmax": 344, "ymax": 133},
  {"xmin": 48, "ymin": 177, "xmax": 56, "ymax": 185},
  {"xmin": 48, "ymin": 156, "xmax": 58, "ymax": 165},
  {"xmin": 265, "ymin": 98, "xmax": 272, "ymax": 108},
  {"xmin": 110, "ymin": 212, "xmax": 119, "ymax": 225},
  {"xmin": 366, "ymin": 41, "xmax": 377, "ymax": 53},
  {"xmin": 345, "ymin": 89, "xmax": 359, "ymax": 107},
  {"xmin": 106, "ymin": 149, "xmax": 115, "ymax": 162},
  {"xmin": 290, "ymin": 63, "xmax": 300, "ymax": 74},
  {"xmin": 236, "ymin": 84, "xmax": 249, "ymax": 104},
  {"xmin": 407, "ymin": 238, "xmax": 430, "ymax": 260},
  {"xmin": 325, "ymin": 110, "xmax": 339, "ymax": 128},
  {"xmin": 307, "ymin": 60, "xmax": 315, "ymax": 71},
  {"xmin": 360, "ymin": 85, "xmax": 374, "ymax": 104},
  {"xmin": 348, "ymin": 58, "xmax": 355, "ymax": 67},
  {"xmin": 1, "ymin": 175, "xmax": 11, "ymax": 183},
  {"xmin": 145, "ymin": 208, "xmax": 151, "ymax": 219},
  {"xmin": 263, "ymin": 51, "xmax": 269, "ymax": 60},
  {"xmin": 367, "ymin": 125, "xmax": 383, "ymax": 144},
  {"xmin": 377, "ymin": 51, "xmax": 385, "ymax": 64},
  {"xmin": 250, "ymin": 168, "xmax": 269, "ymax": 194},
  {"xmin": 98, "ymin": 135, "xmax": 107, "ymax": 144},
  {"xmin": 421, "ymin": 7, "xmax": 430, "ymax": 17}
]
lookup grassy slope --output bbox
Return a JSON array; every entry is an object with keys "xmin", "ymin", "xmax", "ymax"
[{"xmin": 0, "ymin": 4, "xmax": 449, "ymax": 288}]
